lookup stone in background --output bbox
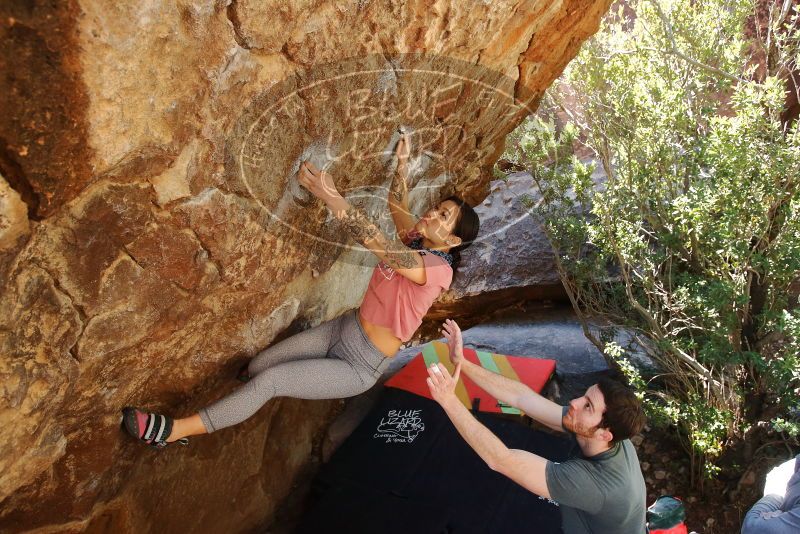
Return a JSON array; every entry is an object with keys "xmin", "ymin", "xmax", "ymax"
[{"xmin": 420, "ymin": 165, "xmax": 606, "ymax": 336}]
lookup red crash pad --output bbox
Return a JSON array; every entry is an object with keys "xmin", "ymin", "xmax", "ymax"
[{"xmin": 385, "ymin": 341, "xmax": 557, "ymax": 415}]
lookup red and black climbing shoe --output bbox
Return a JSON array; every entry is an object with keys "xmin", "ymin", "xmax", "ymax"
[{"xmin": 121, "ymin": 407, "xmax": 188, "ymax": 448}]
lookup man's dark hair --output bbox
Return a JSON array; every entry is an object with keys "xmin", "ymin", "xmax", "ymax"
[
  {"xmin": 596, "ymin": 377, "xmax": 646, "ymax": 445},
  {"xmin": 443, "ymin": 196, "xmax": 480, "ymax": 275}
]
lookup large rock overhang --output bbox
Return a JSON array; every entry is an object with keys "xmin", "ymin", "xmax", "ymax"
[{"xmin": 0, "ymin": 1, "xmax": 613, "ymax": 531}]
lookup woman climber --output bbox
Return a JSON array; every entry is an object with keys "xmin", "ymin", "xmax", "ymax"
[{"xmin": 122, "ymin": 132, "xmax": 481, "ymax": 447}]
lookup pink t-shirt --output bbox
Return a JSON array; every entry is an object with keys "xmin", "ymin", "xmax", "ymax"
[{"xmin": 359, "ymin": 251, "xmax": 453, "ymax": 342}]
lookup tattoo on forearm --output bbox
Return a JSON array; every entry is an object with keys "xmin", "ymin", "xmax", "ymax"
[
  {"xmin": 383, "ymin": 238, "xmax": 418, "ymax": 269},
  {"xmin": 340, "ymin": 206, "xmax": 381, "ymax": 246},
  {"xmin": 391, "ymin": 184, "xmax": 404, "ymax": 203},
  {"xmin": 339, "ymin": 205, "xmax": 419, "ymax": 269},
  {"xmin": 390, "ymin": 171, "xmax": 407, "ymax": 203}
]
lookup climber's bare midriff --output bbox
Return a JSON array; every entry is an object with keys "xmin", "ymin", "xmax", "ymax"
[{"xmin": 358, "ymin": 311, "xmax": 403, "ymax": 358}]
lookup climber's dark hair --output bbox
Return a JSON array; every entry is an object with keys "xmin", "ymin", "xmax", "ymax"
[{"xmin": 444, "ymin": 196, "xmax": 480, "ymax": 275}]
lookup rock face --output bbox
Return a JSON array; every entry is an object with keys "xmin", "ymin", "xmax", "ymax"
[
  {"xmin": 451, "ymin": 173, "xmax": 562, "ymax": 294},
  {"xmin": 0, "ymin": 1, "xmax": 612, "ymax": 531}
]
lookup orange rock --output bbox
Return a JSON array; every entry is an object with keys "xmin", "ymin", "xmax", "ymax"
[{"xmin": 0, "ymin": 0, "xmax": 613, "ymax": 530}]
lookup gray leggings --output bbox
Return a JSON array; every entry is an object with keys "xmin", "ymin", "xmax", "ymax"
[{"xmin": 199, "ymin": 309, "xmax": 391, "ymax": 433}]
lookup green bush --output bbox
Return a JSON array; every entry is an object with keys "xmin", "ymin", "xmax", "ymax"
[{"xmin": 505, "ymin": 0, "xmax": 800, "ymax": 486}]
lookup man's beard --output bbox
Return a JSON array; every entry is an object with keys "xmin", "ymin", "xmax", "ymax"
[{"xmin": 562, "ymin": 409, "xmax": 600, "ymax": 439}]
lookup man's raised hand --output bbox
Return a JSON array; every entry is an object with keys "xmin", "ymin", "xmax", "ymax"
[
  {"xmin": 441, "ymin": 318, "xmax": 465, "ymax": 366},
  {"xmin": 426, "ymin": 361, "xmax": 462, "ymax": 408}
]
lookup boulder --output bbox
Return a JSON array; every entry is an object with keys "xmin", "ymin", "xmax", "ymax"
[
  {"xmin": 0, "ymin": 1, "xmax": 613, "ymax": 531},
  {"xmin": 421, "ymin": 166, "xmax": 606, "ymax": 336}
]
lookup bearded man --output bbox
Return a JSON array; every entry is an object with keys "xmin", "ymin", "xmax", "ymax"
[{"xmin": 426, "ymin": 319, "xmax": 647, "ymax": 534}]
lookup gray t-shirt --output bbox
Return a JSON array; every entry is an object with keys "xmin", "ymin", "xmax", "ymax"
[{"xmin": 545, "ymin": 406, "xmax": 646, "ymax": 534}]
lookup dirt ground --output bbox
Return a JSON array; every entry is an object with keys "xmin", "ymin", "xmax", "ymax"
[{"xmin": 635, "ymin": 424, "xmax": 799, "ymax": 533}]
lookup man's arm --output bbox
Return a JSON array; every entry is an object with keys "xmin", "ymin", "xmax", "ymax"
[
  {"xmin": 441, "ymin": 319, "xmax": 564, "ymax": 432},
  {"xmin": 433, "ymin": 357, "xmax": 606, "ymax": 515},
  {"xmin": 742, "ymin": 495, "xmax": 800, "ymax": 534},
  {"xmin": 429, "ymin": 363, "xmax": 551, "ymax": 499},
  {"xmin": 743, "ymin": 456, "xmax": 800, "ymax": 533},
  {"xmin": 460, "ymin": 360, "xmax": 564, "ymax": 432}
]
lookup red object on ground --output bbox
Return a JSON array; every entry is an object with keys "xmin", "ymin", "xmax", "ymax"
[
  {"xmin": 650, "ymin": 526, "xmax": 688, "ymax": 534},
  {"xmin": 385, "ymin": 341, "xmax": 557, "ymax": 414}
]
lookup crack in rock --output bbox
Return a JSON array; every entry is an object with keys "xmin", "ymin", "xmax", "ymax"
[{"xmin": 226, "ymin": 0, "xmax": 251, "ymax": 50}]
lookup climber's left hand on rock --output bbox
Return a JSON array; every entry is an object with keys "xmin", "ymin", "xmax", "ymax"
[{"xmin": 298, "ymin": 161, "xmax": 342, "ymax": 204}]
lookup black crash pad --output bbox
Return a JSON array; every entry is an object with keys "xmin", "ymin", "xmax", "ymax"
[{"xmin": 296, "ymin": 388, "xmax": 575, "ymax": 534}]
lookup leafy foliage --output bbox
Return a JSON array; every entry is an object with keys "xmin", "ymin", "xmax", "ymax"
[{"xmin": 504, "ymin": 0, "xmax": 800, "ymax": 486}]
